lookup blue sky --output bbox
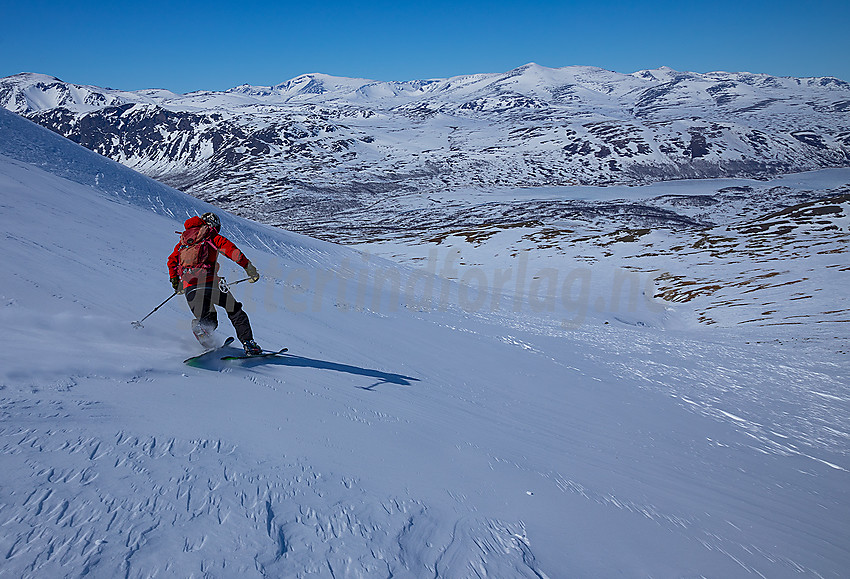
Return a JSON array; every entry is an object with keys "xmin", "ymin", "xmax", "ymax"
[{"xmin": 2, "ymin": 0, "xmax": 848, "ymax": 93}]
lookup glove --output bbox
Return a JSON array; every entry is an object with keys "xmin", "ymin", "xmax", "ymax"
[
  {"xmin": 170, "ymin": 276, "xmax": 184, "ymax": 294},
  {"xmin": 245, "ymin": 263, "xmax": 260, "ymax": 283}
]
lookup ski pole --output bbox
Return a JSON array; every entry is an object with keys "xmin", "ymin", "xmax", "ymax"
[
  {"xmin": 218, "ymin": 276, "xmax": 254, "ymax": 294},
  {"xmin": 131, "ymin": 291, "xmax": 178, "ymax": 329}
]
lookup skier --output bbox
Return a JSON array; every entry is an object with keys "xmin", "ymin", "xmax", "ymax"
[{"xmin": 167, "ymin": 212, "xmax": 262, "ymax": 355}]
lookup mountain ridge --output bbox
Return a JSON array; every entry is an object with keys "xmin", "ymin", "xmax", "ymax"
[
  {"xmin": 2, "ymin": 64, "xmax": 849, "ymax": 241},
  {"xmin": 5, "ymin": 64, "xmax": 849, "ymax": 110}
]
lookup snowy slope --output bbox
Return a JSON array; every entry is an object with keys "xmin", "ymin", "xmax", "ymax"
[{"xmin": 1, "ymin": 108, "xmax": 849, "ymax": 577}]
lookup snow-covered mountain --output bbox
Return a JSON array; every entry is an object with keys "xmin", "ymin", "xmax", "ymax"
[
  {"xmin": 2, "ymin": 99, "xmax": 850, "ymax": 576},
  {"xmin": 2, "ymin": 65, "xmax": 849, "ymax": 240}
]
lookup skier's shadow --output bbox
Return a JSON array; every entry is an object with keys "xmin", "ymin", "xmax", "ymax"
[{"xmin": 230, "ymin": 352, "xmax": 419, "ymax": 390}]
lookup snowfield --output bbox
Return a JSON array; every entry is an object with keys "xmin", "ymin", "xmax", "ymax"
[{"xmin": 1, "ymin": 107, "xmax": 849, "ymax": 577}]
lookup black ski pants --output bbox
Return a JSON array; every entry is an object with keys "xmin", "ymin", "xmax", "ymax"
[{"xmin": 185, "ymin": 284, "xmax": 253, "ymax": 343}]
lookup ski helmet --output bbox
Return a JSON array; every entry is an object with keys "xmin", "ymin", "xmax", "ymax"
[{"xmin": 201, "ymin": 212, "xmax": 221, "ymax": 232}]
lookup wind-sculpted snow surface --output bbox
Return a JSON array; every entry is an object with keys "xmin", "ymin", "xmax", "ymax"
[
  {"xmin": 1, "ymin": 108, "xmax": 849, "ymax": 577},
  {"xmin": 0, "ymin": 424, "xmax": 542, "ymax": 578}
]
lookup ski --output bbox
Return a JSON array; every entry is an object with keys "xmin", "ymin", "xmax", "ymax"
[
  {"xmin": 183, "ymin": 336, "xmax": 235, "ymax": 364},
  {"xmin": 221, "ymin": 347, "xmax": 288, "ymax": 361}
]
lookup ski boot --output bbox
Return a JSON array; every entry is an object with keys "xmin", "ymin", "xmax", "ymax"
[
  {"xmin": 191, "ymin": 320, "xmax": 217, "ymax": 349},
  {"xmin": 242, "ymin": 339, "xmax": 262, "ymax": 356}
]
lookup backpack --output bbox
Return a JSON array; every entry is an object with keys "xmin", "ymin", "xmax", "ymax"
[{"xmin": 177, "ymin": 222, "xmax": 216, "ymax": 276}]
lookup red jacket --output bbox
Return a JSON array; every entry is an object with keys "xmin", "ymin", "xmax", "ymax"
[{"xmin": 168, "ymin": 216, "xmax": 250, "ymax": 289}]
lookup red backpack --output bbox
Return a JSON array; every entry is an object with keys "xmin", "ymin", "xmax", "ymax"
[{"xmin": 177, "ymin": 222, "xmax": 216, "ymax": 277}]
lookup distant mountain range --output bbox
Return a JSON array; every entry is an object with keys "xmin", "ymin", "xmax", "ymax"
[{"xmin": 2, "ymin": 64, "xmax": 849, "ymax": 238}]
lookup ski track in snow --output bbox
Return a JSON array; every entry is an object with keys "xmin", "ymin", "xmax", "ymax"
[
  {"xmin": 425, "ymin": 299, "xmax": 850, "ymax": 472},
  {"xmin": 583, "ymin": 330, "xmax": 850, "ymax": 467}
]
